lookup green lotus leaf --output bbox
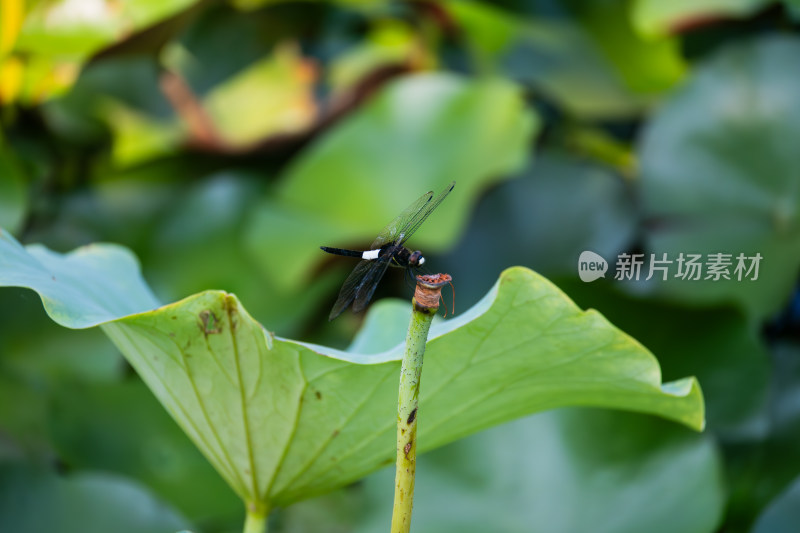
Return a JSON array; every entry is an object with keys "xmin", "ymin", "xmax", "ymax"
[
  {"xmin": 448, "ymin": 0, "xmax": 685, "ymax": 119},
  {"xmin": 7, "ymin": 0, "xmax": 201, "ymax": 103},
  {"xmin": 0, "ymin": 230, "xmax": 159, "ymax": 328},
  {"xmin": 245, "ymin": 72, "xmax": 537, "ymax": 291},
  {"xmin": 638, "ymin": 36, "xmax": 800, "ymax": 318},
  {"xmin": 632, "ymin": 0, "xmax": 771, "ymax": 36},
  {"xmin": 0, "ymin": 230, "xmax": 703, "ymax": 513}
]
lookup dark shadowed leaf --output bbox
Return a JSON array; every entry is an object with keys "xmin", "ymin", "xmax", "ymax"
[
  {"xmin": 0, "ymin": 462, "xmax": 190, "ymax": 533},
  {"xmin": 50, "ymin": 380, "xmax": 241, "ymax": 524},
  {"xmin": 0, "ymin": 150, "xmax": 27, "ymax": 235},
  {"xmin": 353, "ymin": 409, "xmax": 723, "ymax": 533},
  {"xmin": 752, "ymin": 474, "xmax": 800, "ymax": 533},
  {"xmin": 638, "ymin": 36, "xmax": 800, "ymax": 318}
]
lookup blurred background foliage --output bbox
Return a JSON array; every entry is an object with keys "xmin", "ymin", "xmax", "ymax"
[{"xmin": 1, "ymin": 0, "xmax": 800, "ymax": 532}]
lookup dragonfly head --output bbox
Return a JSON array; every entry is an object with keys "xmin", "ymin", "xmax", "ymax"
[{"xmin": 409, "ymin": 250, "xmax": 425, "ymax": 267}]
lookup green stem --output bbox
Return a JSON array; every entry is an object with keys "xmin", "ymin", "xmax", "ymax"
[
  {"xmin": 243, "ymin": 506, "xmax": 267, "ymax": 533},
  {"xmin": 390, "ymin": 298, "xmax": 436, "ymax": 533}
]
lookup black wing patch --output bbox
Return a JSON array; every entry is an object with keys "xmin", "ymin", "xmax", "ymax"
[
  {"xmin": 329, "ymin": 255, "xmax": 391, "ymax": 320},
  {"xmin": 353, "ymin": 254, "xmax": 393, "ymax": 313}
]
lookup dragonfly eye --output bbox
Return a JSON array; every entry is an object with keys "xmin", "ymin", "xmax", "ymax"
[{"xmin": 410, "ymin": 251, "xmax": 424, "ymax": 267}]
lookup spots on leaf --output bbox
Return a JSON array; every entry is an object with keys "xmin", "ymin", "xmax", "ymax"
[{"xmin": 198, "ymin": 310, "xmax": 223, "ymax": 337}]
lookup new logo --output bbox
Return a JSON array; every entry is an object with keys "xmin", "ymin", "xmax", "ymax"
[{"xmin": 578, "ymin": 251, "xmax": 608, "ymax": 282}]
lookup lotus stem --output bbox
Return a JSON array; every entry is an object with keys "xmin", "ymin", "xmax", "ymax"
[
  {"xmin": 390, "ymin": 273, "xmax": 450, "ymax": 533},
  {"xmin": 243, "ymin": 506, "xmax": 267, "ymax": 533}
]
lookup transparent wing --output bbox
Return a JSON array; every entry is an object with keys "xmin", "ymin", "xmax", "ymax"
[
  {"xmin": 329, "ymin": 256, "xmax": 390, "ymax": 320},
  {"xmin": 370, "ymin": 190, "xmax": 433, "ymax": 249},
  {"xmin": 328, "ymin": 182, "xmax": 454, "ymax": 320},
  {"xmin": 329, "ymin": 259, "xmax": 373, "ymax": 320},
  {"xmin": 398, "ymin": 181, "xmax": 455, "ymax": 245},
  {"xmin": 353, "ymin": 254, "xmax": 393, "ymax": 313}
]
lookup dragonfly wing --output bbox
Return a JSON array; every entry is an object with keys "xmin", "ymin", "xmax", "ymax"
[
  {"xmin": 353, "ymin": 254, "xmax": 393, "ymax": 313},
  {"xmin": 398, "ymin": 181, "xmax": 455, "ymax": 245},
  {"xmin": 370, "ymin": 190, "xmax": 433, "ymax": 249},
  {"xmin": 329, "ymin": 259, "xmax": 374, "ymax": 320},
  {"xmin": 327, "ymin": 182, "xmax": 454, "ymax": 320}
]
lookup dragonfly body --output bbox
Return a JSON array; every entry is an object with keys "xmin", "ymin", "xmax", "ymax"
[
  {"xmin": 320, "ymin": 245, "xmax": 425, "ymax": 268},
  {"xmin": 320, "ymin": 182, "xmax": 454, "ymax": 320}
]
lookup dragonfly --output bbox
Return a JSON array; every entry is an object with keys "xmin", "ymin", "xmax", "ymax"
[{"xmin": 320, "ymin": 181, "xmax": 455, "ymax": 320}]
